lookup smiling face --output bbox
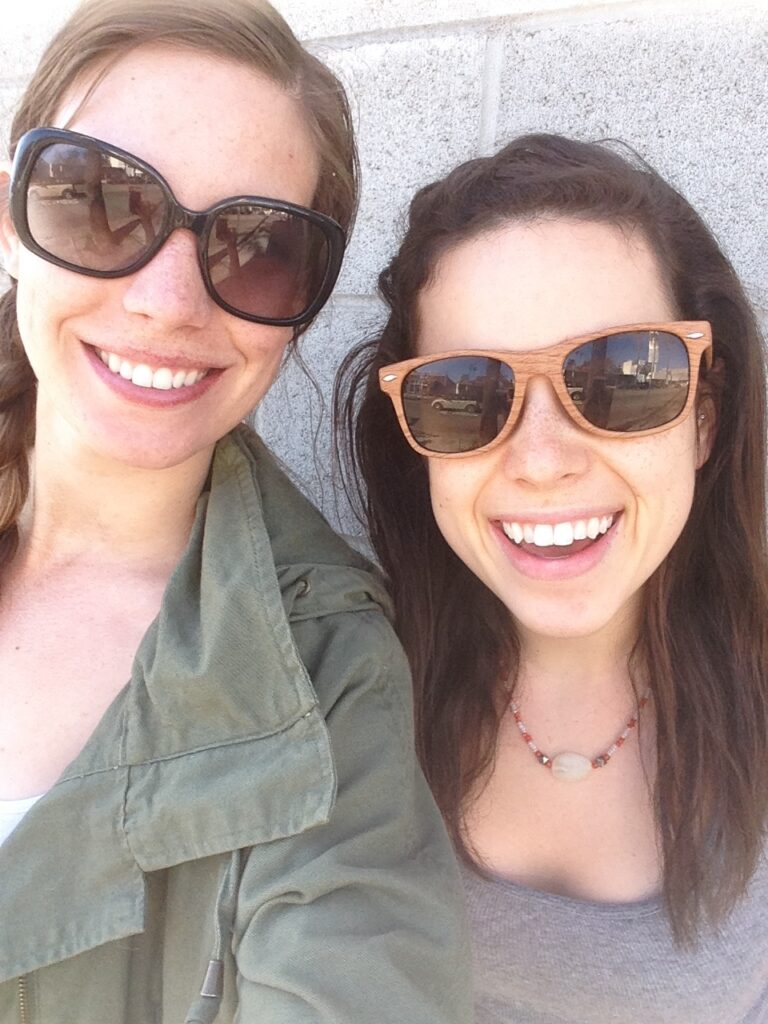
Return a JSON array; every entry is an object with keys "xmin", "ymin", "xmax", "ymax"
[
  {"xmin": 418, "ymin": 218, "xmax": 711, "ymax": 644},
  {"xmin": 0, "ymin": 45, "xmax": 320, "ymax": 470}
]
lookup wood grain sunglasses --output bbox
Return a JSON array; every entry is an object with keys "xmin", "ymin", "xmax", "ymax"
[{"xmin": 379, "ymin": 321, "xmax": 713, "ymax": 457}]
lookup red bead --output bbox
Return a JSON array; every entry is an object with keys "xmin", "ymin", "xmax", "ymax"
[
  {"xmin": 522, "ymin": 732, "xmax": 532, "ymax": 742},
  {"xmin": 615, "ymin": 736, "xmax": 625, "ymax": 747}
]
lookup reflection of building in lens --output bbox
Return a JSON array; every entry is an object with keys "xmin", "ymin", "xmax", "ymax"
[
  {"xmin": 566, "ymin": 333, "xmax": 689, "ymax": 403},
  {"xmin": 403, "ymin": 370, "xmax": 448, "ymax": 398},
  {"xmin": 619, "ymin": 332, "xmax": 688, "ymax": 388}
]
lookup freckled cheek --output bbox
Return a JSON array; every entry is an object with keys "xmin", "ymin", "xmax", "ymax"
[
  {"xmin": 427, "ymin": 460, "xmax": 491, "ymax": 554},
  {"xmin": 235, "ymin": 328, "xmax": 293, "ymax": 398},
  {"xmin": 14, "ymin": 272, "xmax": 58, "ymax": 366},
  {"xmin": 15, "ymin": 255, "xmax": 98, "ymax": 335},
  {"xmin": 427, "ymin": 461, "xmax": 470, "ymax": 516},
  {"xmin": 426, "ymin": 464, "xmax": 459, "ymax": 533},
  {"xmin": 626, "ymin": 438, "xmax": 698, "ymax": 554},
  {"xmin": 235, "ymin": 321, "xmax": 292, "ymax": 361},
  {"xmin": 662, "ymin": 464, "xmax": 697, "ymax": 528}
]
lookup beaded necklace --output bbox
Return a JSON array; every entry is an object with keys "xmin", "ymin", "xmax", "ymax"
[{"xmin": 509, "ymin": 691, "xmax": 651, "ymax": 782}]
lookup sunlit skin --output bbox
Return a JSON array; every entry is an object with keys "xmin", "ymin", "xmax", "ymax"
[
  {"xmin": 419, "ymin": 218, "xmax": 712, "ymax": 652},
  {"xmin": 0, "ymin": 46, "xmax": 322, "ymax": 799},
  {"xmin": 1, "ymin": 45, "xmax": 319, "ymax": 476},
  {"xmin": 418, "ymin": 219, "xmax": 715, "ymax": 900}
]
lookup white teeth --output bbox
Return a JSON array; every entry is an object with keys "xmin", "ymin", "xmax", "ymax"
[
  {"xmin": 503, "ymin": 514, "xmax": 616, "ymax": 548},
  {"xmin": 96, "ymin": 348, "xmax": 208, "ymax": 390},
  {"xmin": 152, "ymin": 367, "xmax": 174, "ymax": 390},
  {"xmin": 533, "ymin": 524, "xmax": 554, "ymax": 546},
  {"xmin": 131, "ymin": 364, "xmax": 153, "ymax": 388},
  {"xmin": 553, "ymin": 522, "xmax": 574, "ymax": 547}
]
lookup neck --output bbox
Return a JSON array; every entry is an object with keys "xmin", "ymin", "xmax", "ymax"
[
  {"xmin": 507, "ymin": 606, "xmax": 653, "ymax": 765},
  {"xmin": 514, "ymin": 600, "xmax": 643, "ymax": 713},
  {"xmin": 15, "ymin": 412, "xmax": 213, "ymax": 578}
]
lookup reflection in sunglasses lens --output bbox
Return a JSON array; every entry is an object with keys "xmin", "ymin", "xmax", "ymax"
[
  {"xmin": 208, "ymin": 206, "xmax": 329, "ymax": 320},
  {"xmin": 564, "ymin": 331, "xmax": 690, "ymax": 431},
  {"xmin": 26, "ymin": 142, "xmax": 165, "ymax": 272},
  {"xmin": 24, "ymin": 139, "xmax": 331, "ymax": 322},
  {"xmin": 402, "ymin": 356, "xmax": 515, "ymax": 453}
]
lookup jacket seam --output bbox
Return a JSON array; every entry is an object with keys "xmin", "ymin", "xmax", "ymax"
[
  {"xmin": 57, "ymin": 712, "xmax": 322, "ymax": 782},
  {"xmin": 227, "ymin": 432, "xmax": 320, "ymax": 707}
]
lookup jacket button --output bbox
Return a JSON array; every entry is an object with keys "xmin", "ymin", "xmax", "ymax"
[{"xmin": 296, "ymin": 578, "xmax": 311, "ymax": 597}]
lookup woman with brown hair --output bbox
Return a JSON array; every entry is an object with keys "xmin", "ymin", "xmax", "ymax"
[
  {"xmin": 0, "ymin": 2, "xmax": 471, "ymax": 1021},
  {"xmin": 339, "ymin": 134, "xmax": 768, "ymax": 1021}
]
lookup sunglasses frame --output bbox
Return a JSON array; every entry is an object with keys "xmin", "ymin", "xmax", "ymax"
[
  {"xmin": 9, "ymin": 127, "xmax": 346, "ymax": 327},
  {"xmin": 379, "ymin": 321, "xmax": 713, "ymax": 458}
]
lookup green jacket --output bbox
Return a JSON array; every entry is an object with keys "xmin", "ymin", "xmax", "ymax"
[{"xmin": 0, "ymin": 427, "xmax": 472, "ymax": 1024}]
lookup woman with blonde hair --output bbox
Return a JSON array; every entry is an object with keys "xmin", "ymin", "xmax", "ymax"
[{"xmin": 0, "ymin": 2, "xmax": 470, "ymax": 1021}]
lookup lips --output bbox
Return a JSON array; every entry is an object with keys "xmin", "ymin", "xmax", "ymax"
[{"xmin": 84, "ymin": 341, "xmax": 221, "ymax": 408}]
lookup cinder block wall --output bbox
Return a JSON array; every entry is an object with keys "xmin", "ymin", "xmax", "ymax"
[{"xmin": 2, "ymin": 1, "xmax": 767, "ymax": 532}]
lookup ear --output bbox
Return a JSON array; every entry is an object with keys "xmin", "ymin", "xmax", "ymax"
[
  {"xmin": 0, "ymin": 161, "xmax": 20, "ymax": 280},
  {"xmin": 695, "ymin": 395, "xmax": 717, "ymax": 469}
]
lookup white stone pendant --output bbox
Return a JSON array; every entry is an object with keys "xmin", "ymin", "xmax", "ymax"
[{"xmin": 551, "ymin": 752, "xmax": 592, "ymax": 782}]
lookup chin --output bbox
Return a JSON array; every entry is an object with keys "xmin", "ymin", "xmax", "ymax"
[
  {"xmin": 518, "ymin": 618, "xmax": 618, "ymax": 641},
  {"xmin": 84, "ymin": 428, "xmax": 219, "ymax": 472},
  {"xmin": 506, "ymin": 596, "xmax": 634, "ymax": 643}
]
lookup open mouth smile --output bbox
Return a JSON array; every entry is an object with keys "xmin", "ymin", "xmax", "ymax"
[{"xmin": 498, "ymin": 513, "xmax": 620, "ymax": 565}]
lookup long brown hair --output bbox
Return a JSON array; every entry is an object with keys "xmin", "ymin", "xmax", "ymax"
[
  {"xmin": 337, "ymin": 134, "xmax": 768, "ymax": 945},
  {"xmin": 0, "ymin": 0, "xmax": 359, "ymax": 574}
]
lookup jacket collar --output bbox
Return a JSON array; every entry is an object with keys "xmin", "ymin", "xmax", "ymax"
[{"xmin": 0, "ymin": 429, "xmax": 376, "ymax": 981}]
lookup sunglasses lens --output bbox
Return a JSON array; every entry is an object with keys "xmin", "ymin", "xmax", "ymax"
[
  {"xmin": 565, "ymin": 330, "xmax": 691, "ymax": 432},
  {"xmin": 25, "ymin": 141, "xmax": 165, "ymax": 272},
  {"xmin": 207, "ymin": 205, "xmax": 331, "ymax": 322},
  {"xmin": 401, "ymin": 356, "xmax": 515, "ymax": 453}
]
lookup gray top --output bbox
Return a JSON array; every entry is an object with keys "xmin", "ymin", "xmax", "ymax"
[{"xmin": 463, "ymin": 854, "xmax": 768, "ymax": 1024}]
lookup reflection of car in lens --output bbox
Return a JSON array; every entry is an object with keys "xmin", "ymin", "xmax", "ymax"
[
  {"xmin": 431, "ymin": 398, "xmax": 480, "ymax": 413},
  {"xmin": 566, "ymin": 386, "xmax": 584, "ymax": 403},
  {"xmin": 29, "ymin": 183, "xmax": 87, "ymax": 200}
]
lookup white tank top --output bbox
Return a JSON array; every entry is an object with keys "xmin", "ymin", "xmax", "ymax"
[{"xmin": 0, "ymin": 793, "xmax": 42, "ymax": 845}]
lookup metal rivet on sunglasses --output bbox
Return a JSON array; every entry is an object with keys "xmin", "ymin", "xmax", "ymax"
[
  {"xmin": 687, "ymin": 332, "xmax": 705, "ymax": 339},
  {"xmin": 382, "ymin": 373, "xmax": 398, "ymax": 382}
]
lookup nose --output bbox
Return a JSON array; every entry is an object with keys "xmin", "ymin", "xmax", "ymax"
[
  {"xmin": 121, "ymin": 229, "xmax": 211, "ymax": 328},
  {"xmin": 500, "ymin": 376, "xmax": 591, "ymax": 486}
]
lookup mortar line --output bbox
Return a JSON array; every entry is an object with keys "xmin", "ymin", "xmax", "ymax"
[
  {"xmin": 478, "ymin": 31, "xmax": 505, "ymax": 156},
  {"xmin": 329, "ymin": 293, "xmax": 384, "ymax": 307},
  {"xmin": 302, "ymin": 0, "xmax": 755, "ymax": 48}
]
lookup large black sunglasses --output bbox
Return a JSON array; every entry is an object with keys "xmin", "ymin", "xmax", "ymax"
[{"xmin": 9, "ymin": 127, "xmax": 346, "ymax": 327}]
